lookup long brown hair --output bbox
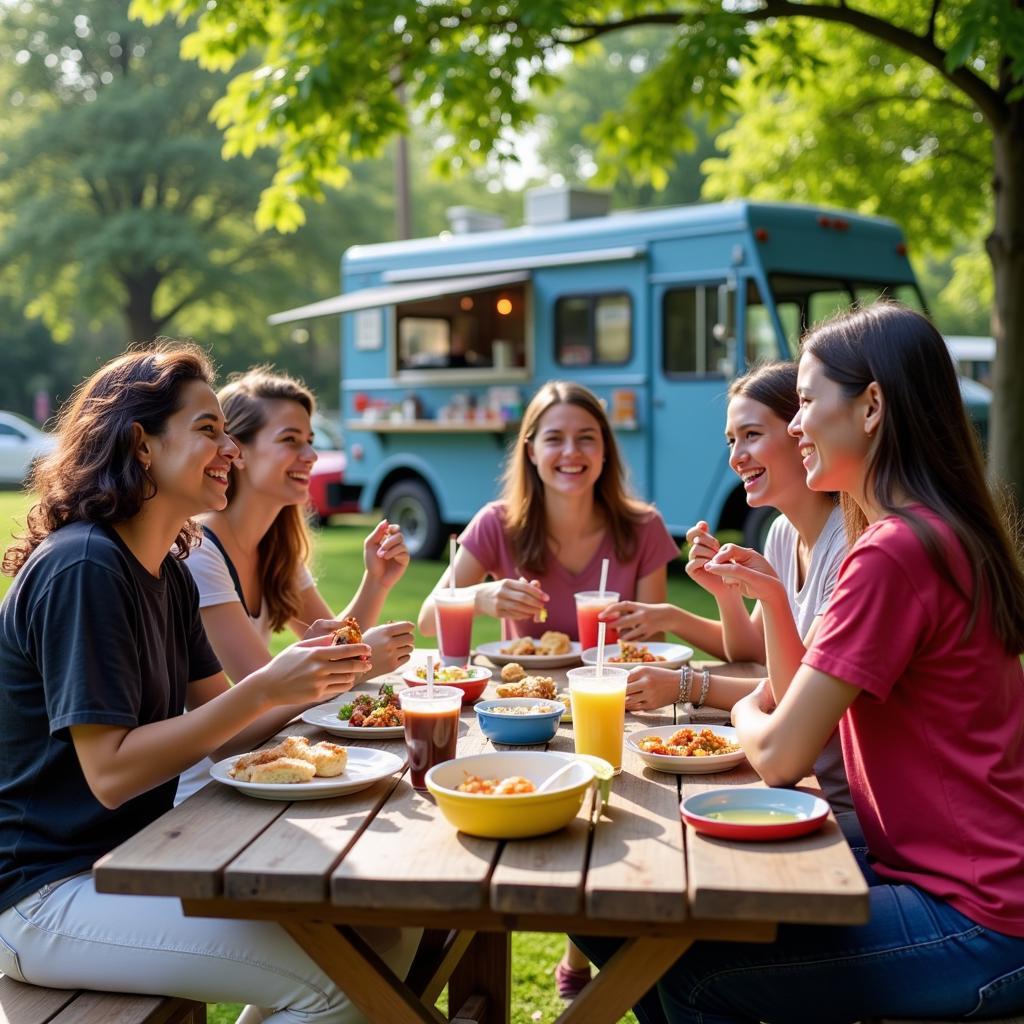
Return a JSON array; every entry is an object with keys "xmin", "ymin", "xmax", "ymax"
[
  {"xmin": 802, "ymin": 301, "xmax": 1024, "ymax": 652},
  {"xmin": 3, "ymin": 342, "xmax": 213, "ymax": 576},
  {"xmin": 217, "ymin": 367, "xmax": 315, "ymax": 632},
  {"xmin": 500, "ymin": 381, "xmax": 650, "ymax": 574}
]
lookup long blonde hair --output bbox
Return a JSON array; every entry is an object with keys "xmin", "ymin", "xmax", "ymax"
[
  {"xmin": 217, "ymin": 367, "xmax": 315, "ymax": 632},
  {"xmin": 500, "ymin": 381, "xmax": 649, "ymax": 574}
]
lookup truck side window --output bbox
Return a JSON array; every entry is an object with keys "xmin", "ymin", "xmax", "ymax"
[
  {"xmin": 555, "ymin": 293, "xmax": 632, "ymax": 367},
  {"xmin": 663, "ymin": 285, "xmax": 729, "ymax": 376},
  {"xmin": 745, "ymin": 280, "xmax": 787, "ymax": 364}
]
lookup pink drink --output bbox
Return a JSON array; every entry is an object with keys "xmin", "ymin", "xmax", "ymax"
[
  {"xmin": 434, "ymin": 588, "xmax": 475, "ymax": 665},
  {"xmin": 574, "ymin": 591, "xmax": 619, "ymax": 651}
]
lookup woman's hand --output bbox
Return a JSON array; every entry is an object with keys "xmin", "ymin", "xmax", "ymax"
[
  {"xmin": 253, "ymin": 634, "xmax": 372, "ymax": 707},
  {"xmin": 684, "ymin": 521, "xmax": 733, "ymax": 598},
  {"xmin": 362, "ymin": 621, "xmax": 416, "ymax": 676},
  {"xmin": 704, "ymin": 544, "xmax": 786, "ymax": 603},
  {"xmin": 475, "ymin": 577, "xmax": 548, "ymax": 621},
  {"xmin": 599, "ymin": 601, "xmax": 672, "ymax": 642},
  {"xmin": 625, "ymin": 665, "xmax": 681, "ymax": 712},
  {"xmin": 363, "ymin": 519, "xmax": 409, "ymax": 590}
]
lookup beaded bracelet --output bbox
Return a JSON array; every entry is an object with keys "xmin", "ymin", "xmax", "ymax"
[
  {"xmin": 694, "ymin": 667, "xmax": 712, "ymax": 709},
  {"xmin": 676, "ymin": 665, "xmax": 693, "ymax": 705}
]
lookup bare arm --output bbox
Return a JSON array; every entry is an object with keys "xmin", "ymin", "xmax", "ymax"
[{"xmin": 625, "ymin": 664, "xmax": 760, "ymax": 712}]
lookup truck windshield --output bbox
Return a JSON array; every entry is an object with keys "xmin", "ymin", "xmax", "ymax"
[{"xmin": 747, "ymin": 274, "xmax": 926, "ymax": 357}]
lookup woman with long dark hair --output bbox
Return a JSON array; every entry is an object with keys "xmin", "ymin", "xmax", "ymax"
[
  {"xmin": 576, "ymin": 303, "xmax": 1024, "ymax": 1022},
  {"xmin": 0, "ymin": 345, "xmax": 410, "ymax": 1022}
]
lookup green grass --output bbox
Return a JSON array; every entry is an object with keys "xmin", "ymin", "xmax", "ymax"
[{"xmin": 0, "ymin": 493, "xmax": 722, "ymax": 1022}]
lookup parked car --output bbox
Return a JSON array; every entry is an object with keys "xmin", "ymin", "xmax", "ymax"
[
  {"xmin": 0, "ymin": 411, "xmax": 57, "ymax": 486},
  {"xmin": 308, "ymin": 415, "xmax": 361, "ymax": 524}
]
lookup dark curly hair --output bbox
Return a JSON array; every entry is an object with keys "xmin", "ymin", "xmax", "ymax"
[{"xmin": 3, "ymin": 341, "xmax": 214, "ymax": 576}]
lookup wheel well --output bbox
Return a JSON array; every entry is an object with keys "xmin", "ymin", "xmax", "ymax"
[
  {"xmin": 372, "ymin": 468, "xmax": 429, "ymax": 509},
  {"xmin": 715, "ymin": 483, "xmax": 750, "ymax": 533}
]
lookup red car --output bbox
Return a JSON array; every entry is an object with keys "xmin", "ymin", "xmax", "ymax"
[{"xmin": 309, "ymin": 417, "xmax": 361, "ymax": 524}]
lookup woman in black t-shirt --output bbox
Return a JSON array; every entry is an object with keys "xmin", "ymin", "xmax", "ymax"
[{"xmin": 0, "ymin": 344, "xmax": 400, "ymax": 1023}]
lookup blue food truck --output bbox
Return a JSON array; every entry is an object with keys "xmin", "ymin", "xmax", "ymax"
[{"xmin": 270, "ymin": 192, "xmax": 922, "ymax": 558}]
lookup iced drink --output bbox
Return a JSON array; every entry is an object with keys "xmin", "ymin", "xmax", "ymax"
[
  {"xmin": 574, "ymin": 590, "xmax": 620, "ymax": 651},
  {"xmin": 567, "ymin": 666, "xmax": 628, "ymax": 774},
  {"xmin": 434, "ymin": 588, "xmax": 476, "ymax": 665},
  {"xmin": 399, "ymin": 685, "xmax": 462, "ymax": 790}
]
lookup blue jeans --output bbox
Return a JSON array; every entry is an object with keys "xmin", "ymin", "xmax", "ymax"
[{"xmin": 572, "ymin": 853, "xmax": 1024, "ymax": 1023}]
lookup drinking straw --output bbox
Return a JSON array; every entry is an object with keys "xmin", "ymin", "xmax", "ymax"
[
  {"xmin": 598, "ymin": 557, "xmax": 609, "ymax": 597},
  {"xmin": 596, "ymin": 621, "xmax": 606, "ymax": 680},
  {"xmin": 426, "ymin": 653, "xmax": 435, "ymax": 700},
  {"xmin": 449, "ymin": 534, "xmax": 457, "ymax": 597}
]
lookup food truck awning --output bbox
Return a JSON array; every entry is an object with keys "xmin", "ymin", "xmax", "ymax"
[{"xmin": 267, "ymin": 270, "xmax": 531, "ymax": 326}]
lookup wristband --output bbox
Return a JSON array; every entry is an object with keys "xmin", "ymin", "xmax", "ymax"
[
  {"xmin": 694, "ymin": 667, "xmax": 712, "ymax": 709},
  {"xmin": 676, "ymin": 665, "xmax": 693, "ymax": 705}
]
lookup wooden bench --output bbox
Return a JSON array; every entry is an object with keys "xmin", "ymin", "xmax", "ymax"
[{"xmin": 0, "ymin": 975, "xmax": 205, "ymax": 1024}]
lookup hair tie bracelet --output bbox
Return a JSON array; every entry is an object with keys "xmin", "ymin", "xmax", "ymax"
[
  {"xmin": 676, "ymin": 665, "xmax": 693, "ymax": 705},
  {"xmin": 694, "ymin": 667, "xmax": 712, "ymax": 709}
]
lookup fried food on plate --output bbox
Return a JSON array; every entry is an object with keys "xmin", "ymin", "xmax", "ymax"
[
  {"xmin": 247, "ymin": 758, "xmax": 317, "ymax": 784},
  {"xmin": 229, "ymin": 735, "xmax": 350, "ymax": 783},
  {"xmin": 538, "ymin": 630, "xmax": 571, "ymax": 655}
]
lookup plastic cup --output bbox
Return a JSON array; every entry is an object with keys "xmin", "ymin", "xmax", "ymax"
[
  {"xmin": 399, "ymin": 685, "xmax": 463, "ymax": 790},
  {"xmin": 434, "ymin": 588, "xmax": 476, "ymax": 665},
  {"xmin": 574, "ymin": 590, "xmax": 620, "ymax": 651},
  {"xmin": 567, "ymin": 666, "xmax": 628, "ymax": 774}
]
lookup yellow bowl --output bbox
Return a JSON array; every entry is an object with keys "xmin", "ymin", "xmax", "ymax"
[{"xmin": 425, "ymin": 751, "xmax": 595, "ymax": 839}]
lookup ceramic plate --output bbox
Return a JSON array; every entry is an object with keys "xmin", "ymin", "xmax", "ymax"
[
  {"xmin": 300, "ymin": 697, "xmax": 406, "ymax": 739},
  {"xmin": 627, "ymin": 725, "xmax": 746, "ymax": 775},
  {"xmin": 582, "ymin": 642, "xmax": 694, "ymax": 670},
  {"xmin": 475, "ymin": 639, "xmax": 582, "ymax": 669},
  {"xmin": 680, "ymin": 787, "xmax": 830, "ymax": 841},
  {"xmin": 210, "ymin": 747, "xmax": 405, "ymax": 801}
]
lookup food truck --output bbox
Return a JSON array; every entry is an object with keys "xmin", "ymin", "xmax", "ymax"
[{"xmin": 270, "ymin": 191, "xmax": 922, "ymax": 558}]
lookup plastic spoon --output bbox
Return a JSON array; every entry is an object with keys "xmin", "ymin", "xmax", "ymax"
[{"xmin": 536, "ymin": 761, "xmax": 579, "ymax": 793}]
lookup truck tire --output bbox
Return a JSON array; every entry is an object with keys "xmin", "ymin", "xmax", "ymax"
[
  {"xmin": 742, "ymin": 507, "xmax": 779, "ymax": 553},
  {"xmin": 381, "ymin": 479, "xmax": 445, "ymax": 560}
]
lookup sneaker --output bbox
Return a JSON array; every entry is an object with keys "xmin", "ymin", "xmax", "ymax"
[{"xmin": 555, "ymin": 960, "xmax": 592, "ymax": 1001}]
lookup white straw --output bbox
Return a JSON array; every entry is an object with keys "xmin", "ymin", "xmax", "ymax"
[
  {"xmin": 596, "ymin": 621, "xmax": 606, "ymax": 680},
  {"xmin": 449, "ymin": 535, "xmax": 457, "ymax": 597},
  {"xmin": 426, "ymin": 653, "xmax": 435, "ymax": 700},
  {"xmin": 598, "ymin": 557, "xmax": 609, "ymax": 597}
]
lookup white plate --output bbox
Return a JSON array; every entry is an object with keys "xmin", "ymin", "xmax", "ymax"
[
  {"xmin": 300, "ymin": 697, "xmax": 406, "ymax": 739},
  {"xmin": 627, "ymin": 725, "xmax": 745, "ymax": 775},
  {"xmin": 581, "ymin": 641, "xmax": 693, "ymax": 670},
  {"xmin": 210, "ymin": 747, "xmax": 405, "ymax": 800},
  {"xmin": 475, "ymin": 639, "xmax": 583, "ymax": 669}
]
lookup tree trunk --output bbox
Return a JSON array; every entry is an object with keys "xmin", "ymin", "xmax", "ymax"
[
  {"xmin": 986, "ymin": 106, "xmax": 1024, "ymax": 509},
  {"xmin": 123, "ymin": 269, "xmax": 161, "ymax": 344}
]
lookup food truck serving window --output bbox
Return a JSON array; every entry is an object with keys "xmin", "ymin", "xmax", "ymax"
[
  {"xmin": 395, "ymin": 284, "xmax": 527, "ymax": 371},
  {"xmin": 555, "ymin": 293, "xmax": 632, "ymax": 366}
]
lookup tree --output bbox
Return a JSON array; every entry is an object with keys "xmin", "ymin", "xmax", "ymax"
[{"xmin": 131, "ymin": 0, "xmax": 1024, "ymax": 500}]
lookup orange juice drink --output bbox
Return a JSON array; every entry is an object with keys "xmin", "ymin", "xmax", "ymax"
[{"xmin": 567, "ymin": 666, "xmax": 628, "ymax": 774}]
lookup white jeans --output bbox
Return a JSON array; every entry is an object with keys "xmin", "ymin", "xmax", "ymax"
[{"xmin": 0, "ymin": 873, "xmax": 420, "ymax": 1024}]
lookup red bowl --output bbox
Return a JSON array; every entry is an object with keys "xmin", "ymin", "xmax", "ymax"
[{"xmin": 403, "ymin": 667, "xmax": 491, "ymax": 705}]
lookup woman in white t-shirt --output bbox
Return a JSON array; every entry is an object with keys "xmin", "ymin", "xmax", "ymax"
[
  {"xmin": 607, "ymin": 362, "xmax": 854, "ymax": 820},
  {"xmin": 177, "ymin": 368, "xmax": 415, "ymax": 803}
]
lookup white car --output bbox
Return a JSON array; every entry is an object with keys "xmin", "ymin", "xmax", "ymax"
[{"xmin": 0, "ymin": 411, "xmax": 57, "ymax": 485}]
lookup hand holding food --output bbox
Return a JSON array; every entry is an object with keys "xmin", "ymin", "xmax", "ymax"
[
  {"xmin": 229, "ymin": 735, "xmax": 349, "ymax": 783},
  {"xmin": 704, "ymin": 544, "xmax": 786, "ymax": 602},
  {"xmin": 331, "ymin": 616, "xmax": 363, "ymax": 645},
  {"xmin": 255, "ymin": 634, "xmax": 372, "ymax": 707},
  {"xmin": 363, "ymin": 519, "xmax": 409, "ymax": 589},
  {"xmin": 598, "ymin": 600, "xmax": 670, "ymax": 642},
  {"xmin": 625, "ymin": 665, "xmax": 681, "ymax": 711},
  {"xmin": 362, "ymin": 620, "xmax": 415, "ymax": 675},
  {"xmin": 478, "ymin": 577, "xmax": 548, "ymax": 621},
  {"xmin": 684, "ymin": 520, "xmax": 733, "ymax": 598}
]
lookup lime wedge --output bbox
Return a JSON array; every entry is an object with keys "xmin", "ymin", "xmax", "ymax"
[{"xmin": 574, "ymin": 754, "xmax": 614, "ymax": 808}]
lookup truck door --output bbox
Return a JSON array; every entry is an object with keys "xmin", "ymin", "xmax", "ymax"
[{"xmin": 650, "ymin": 279, "xmax": 736, "ymax": 535}]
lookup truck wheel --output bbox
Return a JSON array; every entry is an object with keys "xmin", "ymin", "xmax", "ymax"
[
  {"xmin": 381, "ymin": 479, "xmax": 445, "ymax": 560},
  {"xmin": 742, "ymin": 507, "xmax": 779, "ymax": 553}
]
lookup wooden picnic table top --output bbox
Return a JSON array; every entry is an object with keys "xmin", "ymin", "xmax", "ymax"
[{"xmin": 93, "ymin": 653, "xmax": 870, "ymax": 1024}]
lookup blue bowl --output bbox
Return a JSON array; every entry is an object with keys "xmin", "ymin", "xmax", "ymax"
[{"xmin": 475, "ymin": 698, "xmax": 566, "ymax": 746}]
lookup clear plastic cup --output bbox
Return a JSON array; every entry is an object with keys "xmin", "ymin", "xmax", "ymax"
[
  {"xmin": 434, "ymin": 588, "xmax": 476, "ymax": 665},
  {"xmin": 398, "ymin": 684, "xmax": 463, "ymax": 790},
  {"xmin": 574, "ymin": 590, "xmax": 620, "ymax": 651},
  {"xmin": 567, "ymin": 666, "xmax": 628, "ymax": 774}
]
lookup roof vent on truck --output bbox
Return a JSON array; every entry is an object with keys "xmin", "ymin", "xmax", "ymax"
[
  {"xmin": 524, "ymin": 184, "xmax": 611, "ymax": 226},
  {"xmin": 445, "ymin": 207, "xmax": 507, "ymax": 234}
]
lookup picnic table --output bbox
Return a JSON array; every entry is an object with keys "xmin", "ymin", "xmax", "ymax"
[{"xmin": 93, "ymin": 656, "xmax": 869, "ymax": 1024}]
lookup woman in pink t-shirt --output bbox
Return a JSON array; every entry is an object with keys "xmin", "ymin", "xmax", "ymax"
[{"xmin": 573, "ymin": 303, "xmax": 1024, "ymax": 1022}]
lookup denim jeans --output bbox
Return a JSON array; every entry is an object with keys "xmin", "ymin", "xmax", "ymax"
[
  {"xmin": 0, "ymin": 872, "xmax": 421, "ymax": 1024},
  {"xmin": 572, "ymin": 853, "xmax": 1024, "ymax": 1024}
]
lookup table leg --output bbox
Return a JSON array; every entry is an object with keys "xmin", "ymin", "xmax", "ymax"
[
  {"xmin": 447, "ymin": 931, "xmax": 511, "ymax": 1024},
  {"xmin": 554, "ymin": 936, "xmax": 693, "ymax": 1024},
  {"xmin": 283, "ymin": 921, "xmax": 444, "ymax": 1024}
]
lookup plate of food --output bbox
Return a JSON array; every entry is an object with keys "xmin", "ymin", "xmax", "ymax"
[
  {"xmin": 492, "ymin": 662, "xmax": 562, "ymax": 701},
  {"xmin": 300, "ymin": 685, "xmax": 405, "ymax": 738},
  {"xmin": 627, "ymin": 725, "xmax": 745, "ymax": 774},
  {"xmin": 581, "ymin": 641, "xmax": 693, "ymax": 670},
  {"xmin": 476, "ymin": 632, "xmax": 582, "ymax": 669},
  {"xmin": 680, "ymin": 787, "xmax": 830, "ymax": 841},
  {"xmin": 210, "ymin": 736, "xmax": 404, "ymax": 800}
]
